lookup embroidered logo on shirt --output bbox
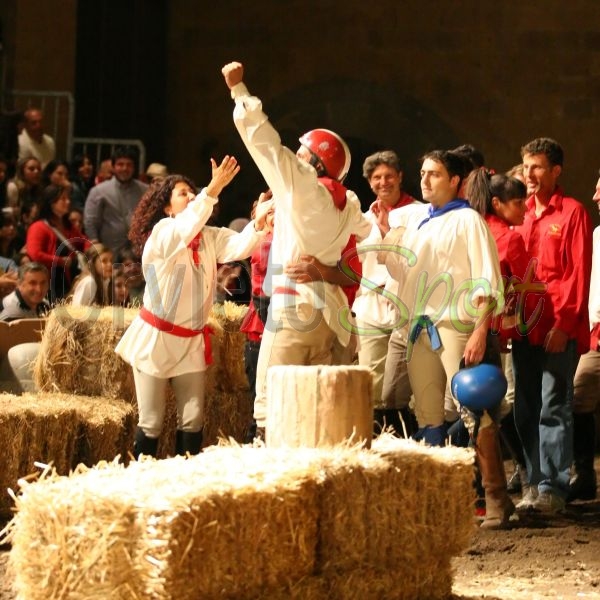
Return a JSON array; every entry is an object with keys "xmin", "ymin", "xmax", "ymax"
[{"xmin": 547, "ymin": 223, "xmax": 562, "ymax": 238}]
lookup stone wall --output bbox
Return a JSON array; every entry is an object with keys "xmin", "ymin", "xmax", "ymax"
[{"xmin": 3, "ymin": 0, "xmax": 599, "ymax": 223}]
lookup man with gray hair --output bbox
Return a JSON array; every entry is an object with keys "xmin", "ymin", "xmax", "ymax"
[
  {"xmin": 354, "ymin": 150, "xmax": 419, "ymax": 436},
  {"xmin": 0, "ymin": 262, "xmax": 50, "ymax": 321}
]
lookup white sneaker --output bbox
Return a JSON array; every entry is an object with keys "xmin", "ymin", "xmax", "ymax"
[{"xmin": 515, "ymin": 485, "xmax": 538, "ymax": 511}]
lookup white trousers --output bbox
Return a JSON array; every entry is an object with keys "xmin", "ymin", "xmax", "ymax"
[{"xmin": 133, "ymin": 368, "xmax": 206, "ymax": 438}]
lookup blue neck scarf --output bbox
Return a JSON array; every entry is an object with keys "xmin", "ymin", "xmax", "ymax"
[{"xmin": 417, "ymin": 198, "xmax": 470, "ymax": 229}]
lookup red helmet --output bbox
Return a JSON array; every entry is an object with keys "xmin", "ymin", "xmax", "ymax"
[{"xmin": 298, "ymin": 128, "xmax": 351, "ymax": 182}]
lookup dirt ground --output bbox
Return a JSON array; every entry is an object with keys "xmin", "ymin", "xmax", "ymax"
[{"xmin": 1, "ymin": 461, "xmax": 599, "ymax": 600}]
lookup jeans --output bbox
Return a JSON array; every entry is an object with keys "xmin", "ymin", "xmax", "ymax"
[{"xmin": 512, "ymin": 337, "xmax": 578, "ymax": 498}]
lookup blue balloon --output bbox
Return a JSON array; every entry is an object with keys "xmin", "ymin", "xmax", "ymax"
[{"xmin": 451, "ymin": 363, "xmax": 508, "ymax": 412}]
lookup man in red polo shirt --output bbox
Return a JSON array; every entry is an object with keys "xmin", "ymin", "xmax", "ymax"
[{"xmin": 512, "ymin": 137, "xmax": 592, "ymax": 513}]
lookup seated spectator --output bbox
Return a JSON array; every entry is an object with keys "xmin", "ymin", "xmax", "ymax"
[
  {"xmin": 69, "ymin": 153, "xmax": 95, "ymax": 209},
  {"xmin": 110, "ymin": 267, "xmax": 130, "ymax": 306},
  {"xmin": 116, "ymin": 247, "xmax": 144, "ymax": 305},
  {"xmin": 70, "ymin": 243, "xmax": 114, "ymax": 306},
  {"xmin": 6, "ymin": 156, "xmax": 43, "ymax": 216},
  {"xmin": 0, "ymin": 212, "xmax": 20, "ymax": 259},
  {"xmin": 26, "ymin": 184, "xmax": 90, "ymax": 303},
  {"xmin": 94, "ymin": 159, "xmax": 113, "ymax": 185},
  {"xmin": 18, "ymin": 108, "xmax": 56, "ymax": 169},
  {"xmin": 144, "ymin": 162, "xmax": 168, "ymax": 184},
  {"xmin": 0, "ymin": 262, "xmax": 50, "ymax": 321},
  {"xmin": 14, "ymin": 201, "xmax": 39, "ymax": 253},
  {"xmin": 68, "ymin": 207, "xmax": 84, "ymax": 233},
  {"xmin": 42, "ymin": 159, "xmax": 71, "ymax": 189}
]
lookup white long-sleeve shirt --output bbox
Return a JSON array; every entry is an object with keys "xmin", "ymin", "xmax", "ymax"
[
  {"xmin": 383, "ymin": 203, "xmax": 503, "ymax": 329},
  {"xmin": 230, "ymin": 83, "xmax": 372, "ymax": 345},
  {"xmin": 353, "ymin": 202, "xmax": 422, "ymax": 329},
  {"xmin": 115, "ymin": 189, "xmax": 263, "ymax": 377}
]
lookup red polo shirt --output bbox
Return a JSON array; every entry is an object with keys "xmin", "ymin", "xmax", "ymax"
[
  {"xmin": 485, "ymin": 213, "xmax": 534, "ymax": 341},
  {"xmin": 514, "ymin": 187, "xmax": 592, "ymax": 353}
]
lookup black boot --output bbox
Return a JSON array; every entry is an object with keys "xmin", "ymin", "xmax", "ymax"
[
  {"xmin": 568, "ymin": 413, "xmax": 597, "ymax": 502},
  {"xmin": 243, "ymin": 420, "xmax": 258, "ymax": 444},
  {"xmin": 500, "ymin": 410, "xmax": 526, "ymax": 465},
  {"xmin": 499, "ymin": 411, "xmax": 527, "ymax": 494},
  {"xmin": 374, "ymin": 408, "xmax": 415, "ymax": 438},
  {"xmin": 134, "ymin": 427, "xmax": 159, "ymax": 459},
  {"xmin": 175, "ymin": 429, "xmax": 203, "ymax": 456}
]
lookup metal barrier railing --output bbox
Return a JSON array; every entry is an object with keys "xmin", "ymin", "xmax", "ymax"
[
  {"xmin": 2, "ymin": 90, "xmax": 75, "ymax": 161},
  {"xmin": 2, "ymin": 86, "xmax": 147, "ymax": 172},
  {"xmin": 72, "ymin": 137, "xmax": 146, "ymax": 174}
]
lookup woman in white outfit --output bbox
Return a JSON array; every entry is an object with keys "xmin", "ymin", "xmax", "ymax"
[{"xmin": 115, "ymin": 158, "xmax": 269, "ymax": 457}]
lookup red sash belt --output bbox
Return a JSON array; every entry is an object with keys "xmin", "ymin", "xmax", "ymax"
[
  {"xmin": 139, "ymin": 307, "xmax": 214, "ymax": 365},
  {"xmin": 272, "ymin": 286, "xmax": 299, "ymax": 295}
]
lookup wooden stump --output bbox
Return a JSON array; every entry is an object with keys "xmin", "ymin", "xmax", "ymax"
[{"xmin": 266, "ymin": 365, "xmax": 373, "ymax": 448}]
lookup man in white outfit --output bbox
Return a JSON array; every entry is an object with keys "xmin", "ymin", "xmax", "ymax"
[
  {"xmin": 222, "ymin": 61, "xmax": 372, "ymax": 437},
  {"xmin": 352, "ymin": 150, "xmax": 420, "ymax": 435}
]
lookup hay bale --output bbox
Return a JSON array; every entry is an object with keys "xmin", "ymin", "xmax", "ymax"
[
  {"xmin": 310, "ymin": 437, "xmax": 474, "ymax": 599},
  {"xmin": 209, "ymin": 301, "xmax": 250, "ymax": 393},
  {"xmin": 72, "ymin": 395, "xmax": 136, "ymax": 466},
  {"xmin": 371, "ymin": 435, "xmax": 476, "ymax": 557},
  {"xmin": 6, "ymin": 447, "xmax": 322, "ymax": 600},
  {"xmin": 0, "ymin": 393, "xmax": 79, "ymax": 518},
  {"xmin": 33, "ymin": 305, "xmax": 137, "ymax": 400},
  {"xmin": 33, "ymin": 303, "xmax": 252, "ymax": 456},
  {"xmin": 3, "ymin": 441, "xmax": 475, "ymax": 599},
  {"xmin": 0, "ymin": 392, "xmax": 136, "ymax": 518},
  {"xmin": 204, "ymin": 389, "xmax": 253, "ymax": 447},
  {"xmin": 5, "ymin": 465, "xmax": 146, "ymax": 600},
  {"xmin": 256, "ymin": 563, "xmax": 453, "ymax": 600}
]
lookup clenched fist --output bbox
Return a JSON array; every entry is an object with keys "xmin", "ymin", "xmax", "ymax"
[{"xmin": 222, "ymin": 61, "xmax": 244, "ymax": 90}]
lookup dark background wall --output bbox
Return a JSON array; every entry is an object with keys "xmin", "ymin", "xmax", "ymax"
[{"xmin": 2, "ymin": 0, "xmax": 600, "ymax": 226}]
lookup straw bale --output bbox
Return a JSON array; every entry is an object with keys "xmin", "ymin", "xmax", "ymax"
[
  {"xmin": 371, "ymin": 435, "xmax": 476, "ymax": 556},
  {"xmin": 0, "ymin": 392, "xmax": 135, "ymax": 518},
  {"xmin": 256, "ymin": 563, "xmax": 453, "ymax": 600},
  {"xmin": 5, "ymin": 447, "xmax": 323, "ymax": 600},
  {"xmin": 72, "ymin": 395, "xmax": 136, "ymax": 466},
  {"xmin": 136, "ymin": 447, "xmax": 320, "ymax": 599},
  {"xmin": 0, "ymin": 393, "xmax": 79, "ymax": 518},
  {"xmin": 3, "ymin": 441, "xmax": 475, "ymax": 599},
  {"xmin": 204, "ymin": 388, "xmax": 253, "ymax": 447},
  {"xmin": 5, "ymin": 464, "xmax": 146, "ymax": 600},
  {"xmin": 209, "ymin": 301, "xmax": 250, "ymax": 392},
  {"xmin": 33, "ymin": 305, "xmax": 137, "ymax": 400}
]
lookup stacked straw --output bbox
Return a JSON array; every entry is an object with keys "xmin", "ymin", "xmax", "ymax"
[
  {"xmin": 4, "ymin": 441, "xmax": 475, "ymax": 600},
  {"xmin": 0, "ymin": 392, "xmax": 135, "ymax": 518},
  {"xmin": 6, "ymin": 447, "xmax": 323, "ymax": 599},
  {"xmin": 203, "ymin": 301, "xmax": 253, "ymax": 446},
  {"xmin": 32, "ymin": 302, "xmax": 253, "ymax": 456},
  {"xmin": 33, "ymin": 305, "xmax": 137, "ymax": 399}
]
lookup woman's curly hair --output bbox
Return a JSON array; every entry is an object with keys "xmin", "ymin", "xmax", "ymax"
[{"xmin": 128, "ymin": 174, "xmax": 197, "ymax": 255}]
